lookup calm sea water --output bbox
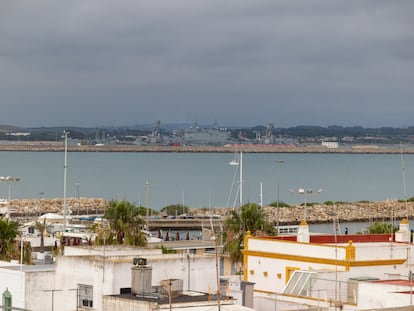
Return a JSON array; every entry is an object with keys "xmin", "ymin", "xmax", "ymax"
[{"xmin": 0, "ymin": 151, "xmax": 412, "ymax": 211}]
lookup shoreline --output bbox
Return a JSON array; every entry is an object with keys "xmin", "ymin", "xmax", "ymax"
[{"xmin": 0, "ymin": 142, "xmax": 413, "ymax": 154}]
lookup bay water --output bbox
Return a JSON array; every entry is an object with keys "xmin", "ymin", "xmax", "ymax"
[{"xmin": 0, "ymin": 151, "xmax": 413, "ymax": 211}]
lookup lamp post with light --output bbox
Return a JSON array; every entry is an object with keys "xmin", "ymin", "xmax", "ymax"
[
  {"xmin": 0, "ymin": 176, "xmax": 21, "ymax": 219},
  {"xmin": 289, "ymin": 188, "xmax": 322, "ymax": 221},
  {"xmin": 38, "ymin": 191, "xmax": 44, "ymax": 217}
]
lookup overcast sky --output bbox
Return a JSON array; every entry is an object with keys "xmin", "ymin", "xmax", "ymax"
[{"xmin": 1, "ymin": 1, "xmax": 413, "ymax": 128}]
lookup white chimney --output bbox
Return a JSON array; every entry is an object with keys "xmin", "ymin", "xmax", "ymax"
[{"xmin": 297, "ymin": 220, "xmax": 310, "ymax": 243}]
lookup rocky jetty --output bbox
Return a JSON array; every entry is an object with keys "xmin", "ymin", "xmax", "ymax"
[
  {"xmin": 193, "ymin": 201, "xmax": 414, "ymax": 225},
  {"xmin": 6, "ymin": 197, "xmax": 107, "ymax": 217},
  {"xmin": 4, "ymin": 198, "xmax": 413, "ymax": 225},
  {"xmin": 265, "ymin": 201, "xmax": 414, "ymax": 224}
]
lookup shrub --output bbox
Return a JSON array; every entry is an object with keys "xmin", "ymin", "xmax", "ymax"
[{"xmin": 269, "ymin": 201, "xmax": 290, "ymax": 208}]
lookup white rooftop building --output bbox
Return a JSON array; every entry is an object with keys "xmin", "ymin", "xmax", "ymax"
[
  {"xmin": 1, "ymin": 242, "xmax": 243, "ymax": 311},
  {"xmin": 0, "ymin": 261, "xmax": 55, "ymax": 311},
  {"xmin": 242, "ymin": 219, "xmax": 414, "ymax": 310}
]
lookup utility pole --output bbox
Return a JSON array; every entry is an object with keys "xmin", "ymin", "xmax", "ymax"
[{"xmin": 44, "ymin": 289, "xmax": 63, "ymax": 311}]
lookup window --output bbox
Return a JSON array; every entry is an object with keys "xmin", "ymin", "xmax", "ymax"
[
  {"xmin": 283, "ymin": 270, "xmax": 316, "ymax": 297},
  {"xmin": 285, "ymin": 266, "xmax": 300, "ymax": 284},
  {"xmin": 78, "ymin": 284, "xmax": 93, "ymax": 308}
]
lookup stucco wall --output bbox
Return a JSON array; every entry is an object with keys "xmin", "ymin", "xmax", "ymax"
[
  {"xmin": 353, "ymin": 242, "xmax": 410, "ymax": 260},
  {"xmin": 24, "ymin": 270, "xmax": 56, "ymax": 311},
  {"xmin": 0, "ymin": 265, "xmax": 25, "ymax": 309},
  {"xmin": 103, "ymin": 296, "xmax": 153, "ymax": 311},
  {"xmin": 63, "ymin": 245, "xmax": 162, "ymax": 257},
  {"xmin": 52, "ymin": 250, "xmax": 217, "ymax": 311},
  {"xmin": 0, "ymin": 263, "xmax": 55, "ymax": 311},
  {"xmin": 358, "ymin": 281, "xmax": 413, "ymax": 309},
  {"xmin": 247, "ymin": 238, "xmax": 347, "ymax": 260}
]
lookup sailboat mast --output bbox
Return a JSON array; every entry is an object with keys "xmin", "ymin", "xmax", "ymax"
[
  {"xmin": 400, "ymin": 142, "xmax": 409, "ymax": 219},
  {"xmin": 239, "ymin": 152, "xmax": 243, "ymax": 207},
  {"xmin": 63, "ymin": 131, "xmax": 68, "ymax": 232},
  {"xmin": 260, "ymin": 181, "xmax": 263, "ymax": 208}
]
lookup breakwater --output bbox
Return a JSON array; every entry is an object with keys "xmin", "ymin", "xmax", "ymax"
[
  {"xmin": 5, "ymin": 198, "xmax": 413, "ymax": 225},
  {"xmin": 5, "ymin": 197, "xmax": 107, "ymax": 217},
  {"xmin": 262, "ymin": 201, "xmax": 414, "ymax": 225},
  {"xmin": 0, "ymin": 142, "xmax": 414, "ymax": 153},
  {"xmin": 190, "ymin": 201, "xmax": 414, "ymax": 225}
]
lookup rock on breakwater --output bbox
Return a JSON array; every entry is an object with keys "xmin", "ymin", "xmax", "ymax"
[
  {"xmin": 6, "ymin": 197, "xmax": 107, "ymax": 217},
  {"xmin": 193, "ymin": 201, "xmax": 414, "ymax": 225},
  {"xmin": 5, "ymin": 198, "xmax": 413, "ymax": 226},
  {"xmin": 262, "ymin": 201, "xmax": 414, "ymax": 225}
]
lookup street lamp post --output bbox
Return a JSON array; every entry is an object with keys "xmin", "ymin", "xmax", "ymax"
[
  {"xmin": 274, "ymin": 160, "xmax": 284, "ymax": 234},
  {"xmin": 76, "ymin": 183, "xmax": 80, "ymax": 215},
  {"xmin": 0, "ymin": 176, "xmax": 21, "ymax": 219},
  {"xmin": 289, "ymin": 188, "xmax": 322, "ymax": 221},
  {"xmin": 38, "ymin": 191, "xmax": 44, "ymax": 217}
]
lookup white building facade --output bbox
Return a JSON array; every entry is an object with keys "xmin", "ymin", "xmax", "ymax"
[
  {"xmin": 0, "ymin": 262, "xmax": 55, "ymax": 311},
  {"xmin": 54, "ymin": 245, "xmax": 218, "ymax": 311},
  {"xmin": 242, "ymin": 220, "xmax": 414, "ymax": 310},
  {"xmin": 1, "ymin": 245, "xmax": 219, "ymax": 311}
]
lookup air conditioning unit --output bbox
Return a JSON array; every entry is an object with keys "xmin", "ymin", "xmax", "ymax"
[{"xmin": 133, "ymin": 257, "xmax": 147, "ymax": 266}]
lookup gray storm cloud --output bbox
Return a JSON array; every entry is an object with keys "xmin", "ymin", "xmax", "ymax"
[{"xmin": 0, "ymin": 0, "xmax": 413, "ymax": 128}]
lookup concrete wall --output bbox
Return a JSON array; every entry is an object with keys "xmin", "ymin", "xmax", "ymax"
[
  {"xmin": 0, "ymin": 265, "xmax": 25, "ymax": 309},
  {"xmin": 353, "ymin": 242, "xmax": 410, "ymax": 261},
  {"xmin": 103, "ymin": 296, "xmax": 153, "ymax": 311},
  {"xmin": 1, "ymin": 246, "xmax": 221, "ymax": 311},
  {"xmin": 24, "ymin": 270, "xmax": 56, "ymax": 311},
  {"xmin": 52, "ymin": 250, "xmax": 217, "ymax": 311},
  {"xmin": 103, "ymin": 296, "xmax": 255, "ymax": 311},
  {"xmin": 248, "ymin": 238, "xmax": 347, "ymax": 261},
  {"xmin": 358, "ymin": 281, "xmax": 414, "ymax": 309},
  {"xmin": 0, "ymin": 263, "xmax": 55, "ymax": 311},
  {"xmin": 144, "ymin": 254, "xmax": 217, "ymax": 293},
  {"xmin": 54, "ymin": 255, "xmax": 117, "ymax": 311},
  {"xmin": 63, "ymin": 245, "xmax": 162, "ymax": 257}
]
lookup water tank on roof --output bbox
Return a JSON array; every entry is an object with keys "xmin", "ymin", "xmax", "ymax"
[{"xmin": 131, "ymin": 265, "xmax": 152, "ymax": 295}]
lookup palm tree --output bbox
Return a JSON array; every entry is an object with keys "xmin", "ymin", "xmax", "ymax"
[
  {"xmin": 223, "ymin": 203, "xmax": 276, "ymax": 263},
  {"xmin": 34, "ymin": 218, "xmax": 47, "ymax": 253},
  {"xmin": 0, "ymin": 218, "xmax": 19, "ymax": 261},
  {"xmin": 102, "ymin": 200, "xmax": 147, "ymax": 246}
]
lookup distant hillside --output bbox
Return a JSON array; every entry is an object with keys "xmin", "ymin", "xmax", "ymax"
[
  {"xmin": 0, "ymin": 125, "xmax": 30, "ymax": 133},
  {"xmin": 2, "ymin": 123, "xmax": 414, "ymax": 146}
]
